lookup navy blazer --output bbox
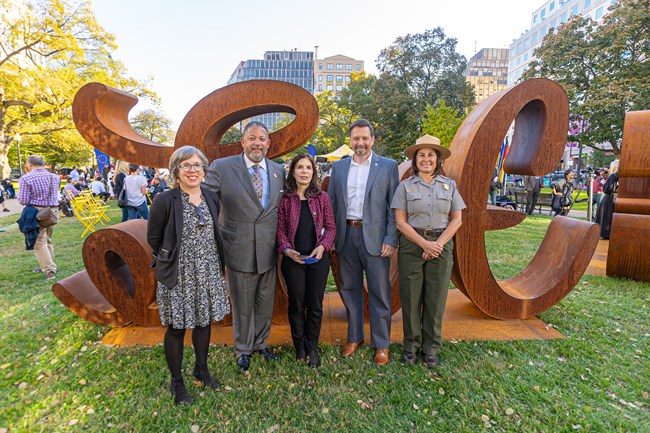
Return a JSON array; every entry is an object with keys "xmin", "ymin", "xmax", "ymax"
[
  {"xmin": 18, "ymin": 205, "xmax": 39, "ymax": 250},
  {"xmin": 147, "ymin": 186, "xmax": 225, "ymax": 288}
]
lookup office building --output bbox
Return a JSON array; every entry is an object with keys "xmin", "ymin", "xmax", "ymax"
[
  {"xmin": 313, "ymin": 54, "xmax": 364, "ymax": 95},
  {"xmin": 465, "ymin": 48, "xmax": 509, "ymax": 103},
  {"xmin": 227, "ymin": 50, "xmax": 314, "ymax": 128},
  {"xmin": 508, "ymin": 0, "xmax": 615, "ymax": 84}
]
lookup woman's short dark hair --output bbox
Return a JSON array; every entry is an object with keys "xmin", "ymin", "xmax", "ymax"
[
  {"xmin": 411, "ymin": 148, "xmax": 444, "ymax": 177},
  {"xmin": 285, "ymin": 153, "xmax": 320, "ymax": 198},
  {"xmin": 564, "ymin": 168, "xmax": 575, "ymax": 178}
]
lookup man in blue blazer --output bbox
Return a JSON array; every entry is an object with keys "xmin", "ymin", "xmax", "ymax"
[
  {"xmin": 328, "ymin": 119, "xmax": 399, "ymax": 365},
  {"xmin": 204, "ymin": 121, "xmax": 286, "ymax": 372}
]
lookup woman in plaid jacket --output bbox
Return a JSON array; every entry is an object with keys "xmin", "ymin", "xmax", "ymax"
[{"xmin": 277, "ymin": 154, "xmax": 335, "ymax": 368}]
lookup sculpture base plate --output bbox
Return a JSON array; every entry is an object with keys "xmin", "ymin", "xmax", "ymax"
[{"xmin": 101, "ymin": 289, "xmax": 564, "ymax": 346}]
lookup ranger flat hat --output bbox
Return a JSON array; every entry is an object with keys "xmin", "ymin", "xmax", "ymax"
[{"xmin": 403, "ymin": 134, "xmax": 452, "ymax": 160}]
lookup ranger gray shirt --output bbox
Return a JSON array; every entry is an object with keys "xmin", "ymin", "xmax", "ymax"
[{"xmin": 391, "ymin": 174, "xmax": 466, "ymax": 229}]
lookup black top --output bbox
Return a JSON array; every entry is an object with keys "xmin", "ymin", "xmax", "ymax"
[{"xmin": 293, "ymin": 200, "xmax": 317, "ymax": 255}]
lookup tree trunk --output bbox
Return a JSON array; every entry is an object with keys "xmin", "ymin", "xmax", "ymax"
[{"xmin": 0, "ymin": 149, "xmax": 10, "ymax": 179}]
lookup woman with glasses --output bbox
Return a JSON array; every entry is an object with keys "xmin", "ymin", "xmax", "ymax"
[{"xmin": 147, "ymin": 146, "xmax": 229, "ymax": 405}]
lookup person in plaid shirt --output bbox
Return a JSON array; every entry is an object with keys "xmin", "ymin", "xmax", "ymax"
[{"xmin": 18, "ymin": 155, "xmax": 60, "ymax": 280}]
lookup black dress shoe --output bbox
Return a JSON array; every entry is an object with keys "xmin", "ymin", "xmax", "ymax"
[
  {"xmin": 192, "ymin": 363, "xmax": 219, "ymax": 389},
  {"xmin": 307, "ymin": 350, "xmax": 320, "ymax": 368},
  {"xmin": 424, "ymin": 354, "xmax": 439, "ymax": 369},
  {"xmin": 237, "ymin": 354, "xmax": 251, "ymax": 371},
  {"xmin": 296, "ymin": 346, "xmax": 307, "ymax": 362},
  {"xmin": 170, "ymin": 378, "xmax": 193, "ymax": 405},
  {"xmin": 258, "ymin": 347, "xmax": 279, "ymax": 362},
  {"xmin": 402, "ymin": 351, "xmax": 417, "ymax": 365}
]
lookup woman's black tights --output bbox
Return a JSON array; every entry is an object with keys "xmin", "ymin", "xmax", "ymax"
[{"xmin": 164, "ymin": 325, "xmax": 211, "ymax": 379}]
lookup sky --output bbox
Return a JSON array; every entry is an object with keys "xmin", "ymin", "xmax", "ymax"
[{"xmin": 90, "ymin": 0, "xmax": 544, "ymax": 129}]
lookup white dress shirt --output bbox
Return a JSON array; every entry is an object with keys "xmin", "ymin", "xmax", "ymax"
[{"xmin": 346, "ymin": 152, "xmax": 373, "ymax": 220}]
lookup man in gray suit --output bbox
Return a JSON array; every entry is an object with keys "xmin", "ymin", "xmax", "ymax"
[
  {"xmin": 328, "ymin": 119, "xmax": 400, "ymax": 365},
  {"xmin": 204, "ymin": 121, "xmax": 285, "ymax": 372}
]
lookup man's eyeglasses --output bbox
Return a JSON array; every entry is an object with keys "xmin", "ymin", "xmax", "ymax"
[
  {"xmin": 195, "ymin": 207, "xmax": 205, "ymax": 227},
  {"xmin": 179, "ymin": 163, "xmax": 204, "ymax": 172}
]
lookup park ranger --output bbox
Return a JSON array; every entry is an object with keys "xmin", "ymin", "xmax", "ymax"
[{"xmin": 391, "ymin": 134, "xmax": 466, "ymax": 368}]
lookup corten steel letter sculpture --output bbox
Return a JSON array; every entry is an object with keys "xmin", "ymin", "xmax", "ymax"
[
  {"xmin": 54, "ymin": 80, "xmax": 318, "ymax": 326},
  {"xmin": 445, "ymin": 78, "xmax": 599, "ymax": 319},
  {"xmin": 55, "ymin": 77, "xmax": 600, "ymax": 327},
  {"xmin": 607, "ymin": 111, "xmax": 650, "ymax": 283}
]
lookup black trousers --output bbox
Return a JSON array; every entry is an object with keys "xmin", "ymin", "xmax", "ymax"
[
  {"xmin": 93, "ymin": 192, "xmax": 110, "ymax": 201},
  {"xmin": 281, "ymin": 253, "xmax": 330, "ymax": 352}
]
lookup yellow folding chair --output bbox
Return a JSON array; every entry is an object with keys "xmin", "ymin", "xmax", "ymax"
[{"xmin": 70, "ymin": 191, "xmax": 109, "ymax": 237}]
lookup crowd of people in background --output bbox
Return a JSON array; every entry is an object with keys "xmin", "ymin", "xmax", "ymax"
[{"xmin": 46, "ymin": 161, "xmax": 172, "ymax": 222}]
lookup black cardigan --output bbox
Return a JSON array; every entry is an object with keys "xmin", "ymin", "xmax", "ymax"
[{"xmin": 147, "ymin": 186, "xmax": 225, "ymax": 288}]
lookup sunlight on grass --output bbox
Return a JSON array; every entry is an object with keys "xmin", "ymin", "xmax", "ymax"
[{"xmin": 1, "ymin": 203, "xmax": 648, "ymax": 432}]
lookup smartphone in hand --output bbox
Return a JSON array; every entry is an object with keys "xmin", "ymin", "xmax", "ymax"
[{"xmin": 299, "ymin": 255, "xmax": 319, "ymax": 264}]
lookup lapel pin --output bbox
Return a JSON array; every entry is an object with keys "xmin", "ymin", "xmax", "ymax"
[
  {"xmin": 444, "ymin": 184, "xmax": 450, "ymax": 191},
  {"xmin": 273, "ymin": 173, "xmax": 277, "ymax": 178}
]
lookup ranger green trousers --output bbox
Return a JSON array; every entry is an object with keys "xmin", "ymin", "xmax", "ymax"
[{"xmin": 398, "ymin": 235, "xmax": 454, "ymax": 355}]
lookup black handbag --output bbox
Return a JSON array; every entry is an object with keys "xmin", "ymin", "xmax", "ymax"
[{"xmin": 117, "ymin": 183, "xmax": 127, "ymax": 208}]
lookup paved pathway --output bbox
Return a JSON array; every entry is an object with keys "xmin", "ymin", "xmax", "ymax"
[{"xmin": 1, "ymin": 196, "xmax": 23, "ymax": 218}]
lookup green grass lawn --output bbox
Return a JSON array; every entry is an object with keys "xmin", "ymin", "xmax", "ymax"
[{"xmin": 0, "ymin": 205, "xmax": 648, "ymax": 432}]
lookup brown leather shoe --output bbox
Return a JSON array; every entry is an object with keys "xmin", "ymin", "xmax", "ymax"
[
  {"xmin": 341, "ymin": 340, "xmax": 363, "ymax": 357},
  {"xmin": 374, "ymin": 348, "xmax": 389, "ymax": 366}
]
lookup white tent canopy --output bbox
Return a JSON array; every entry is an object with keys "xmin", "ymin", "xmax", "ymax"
[{"xmin": 318, "ymin": 145, "xmax": 353, "ymax": 161}]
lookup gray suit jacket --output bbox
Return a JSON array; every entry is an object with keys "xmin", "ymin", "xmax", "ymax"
[
  {"xmin": 204, "ymin": 154, "xmax": 286, "ymax": 274},
  {"xmin": 329, "ymin": 152, "xmax": 399, "ymax": 256},
  {"xmin": 525, "ymin": 175, "xmax": 541, "ymax": 192}
]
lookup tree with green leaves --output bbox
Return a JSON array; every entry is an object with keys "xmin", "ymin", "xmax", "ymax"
[
  {"xmin": 367, "ymin": 28, "xmax": 474, "ymax": 160},
  {"xmin": 130, "ymin": 109, "xmax": 175, "ymax": 145},
  {"xmin": 220, "ymin": 126, "xmax": 243, "ymax": 144},
  {"xmin": 0, "ymin": 0, "xmax": 157, "ymax": 177},
  {"xmin": 522, "ymin": 0, "xmax": 649, "ymax": 156},
  {"xmin": 421, "ymin": 100, "xmax": 466, "ymax": 148},
  {"xmin": 338, "ymin": 72, "xmax": 378, "ymax": 124},
  {"xmin": 310, "ymin": 91, "xmax": 353, "ymax": 155}
]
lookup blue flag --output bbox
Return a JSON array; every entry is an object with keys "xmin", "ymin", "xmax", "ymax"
[
  {"xmin": 94, "ymin": 148, "xmax": 110, "ymax": 173},
  {"xmin": 307, "ymin": 144, "xmax": 316, "ymax": 157}
]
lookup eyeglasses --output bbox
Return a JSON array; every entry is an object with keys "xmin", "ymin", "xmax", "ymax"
[
  {"xmin": 179, "ymin": 163, "xmax": 204, "ymax": 172},
  {"xmin": 195, "ymin": 206, "xmax": 205, "ymax": 227}
]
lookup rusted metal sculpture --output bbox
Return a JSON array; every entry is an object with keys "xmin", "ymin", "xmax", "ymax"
[
  {"xmin": 72, "ymin": 80, "xmax": 319, "ymax": 166},
  {"xmin": 607, "ymin": 110, "xmax": 650, "ymax": 282},
  {"xmin": 55, "ymin": 80, "xmax": 318, "ymax": 326},
  {"xmin": 444, "ymin": 78, "xmax": 600, "ymax": 319},
  {"xmin": 57, "ymin": 77, "xmax": 601, "ymax": 326}
]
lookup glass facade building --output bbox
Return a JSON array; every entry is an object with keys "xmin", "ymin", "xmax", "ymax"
[
  {"xmin": 227, "ymin": 50, "xmax": 314, "ymax": 129},
  {"xmin": 465, "ymin": 48, "xmax": 509, "ymax": 103},
  {"xmin": 508, "ymin": 0, "xmax": 614, "ymax": 85}
]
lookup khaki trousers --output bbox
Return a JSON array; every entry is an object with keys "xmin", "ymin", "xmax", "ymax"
[
  {"xmin": 398, "ymin": 235, "xmax": 454, "ymax": 355},
  {"xmin": 34, "ymin": 225, "xmax": 56, "ymax": 274}
]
